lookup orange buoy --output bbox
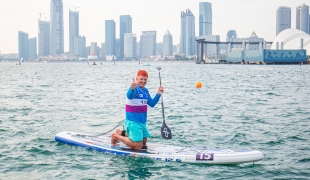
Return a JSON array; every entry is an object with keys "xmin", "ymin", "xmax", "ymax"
[{"xmin": 196, "ymin": 82, "xmax": 202, "ymax": 88}]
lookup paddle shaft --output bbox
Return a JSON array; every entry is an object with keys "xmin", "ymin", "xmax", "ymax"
[{"xmin": 158, "ymin": 70, "xmax": 166, "ymax": 122}]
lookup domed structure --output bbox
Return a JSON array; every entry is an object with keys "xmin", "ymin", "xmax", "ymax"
[
  {"xmin": 271, "ymin": 28, "xmax": 310, "ymax": 55},
  {"xmin": 88, "ymin": 51, "xmax": 98, "ymax": 60}
]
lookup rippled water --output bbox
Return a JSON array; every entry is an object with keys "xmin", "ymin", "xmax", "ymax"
[{"xmin": 0, "ymin": 61, "xmax": 309, "ymax": 179}]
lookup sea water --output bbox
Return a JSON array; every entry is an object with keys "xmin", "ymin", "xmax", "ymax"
[{"xmin": 0, "ymin": 61, "xmax": 309, "ymax": 179}]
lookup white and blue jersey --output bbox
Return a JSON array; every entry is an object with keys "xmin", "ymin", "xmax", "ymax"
[{"xmin": 125, "ymin": 85, "xmax": 160, "ymax": 124}]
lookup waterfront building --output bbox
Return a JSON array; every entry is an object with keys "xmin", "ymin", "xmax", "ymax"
[
  {"xmin": 220, "ymin": 28, "xmax": 308, "ymax": 64},
  {"xmin": 140, "ymin": 31, "xmax": 156, "ymax": 58},
  {"xmin": 88, "ymin": 51, "xmax": 98, "ymax": 61},
  {"xmin": 226, "ymin": 30, "xmax": 237, "ymax": 42},
  {"xmin": 38, "ymin": 20, "xmax": 50, "ymax": 56},
  {"xmin": 28, "ymin": 37, "xmax": 37, "ymax": 59},
  {"xmin": 69, "ymin": 10, "xmax": 79, "ymax": 55},
  {"xmin": 276, "ymin": 6, "xmax": 291, "ymax": 35},
  {"xmin": 124, "ymin": 33, "xmax": 137, "ymax": 60},
  {"xmin": 100, "ymin": 43, "xmax": 105, "ymax": 60},
  {"xmin": 199, "ymin": 2, "xmax": 212, "ymax": 36},
  {"xmin": 74, "ymin": 35, "xmax": 86, "ymax": 57},
  {"xmin": 50, "ymin": 0, "xmax": 64, "ymax": 55},
  {"xmin": 18, "ymin": 31, "xmax": 28, "ymax": 61},
  {"xmin": 163, "ymin": 30, "xmax": 173, "ymax": 56},
  {"xmin": 119, "ymin": 15, "xmax": 132, "ymax": 60},
  {"xmin": 105, "ymin": 20, "xmax": 116, "ymax": 57},
  {"xmin": 296, "ymin": 3, "xmax": 309, "ymax": 34},
  {"xmin": 271, "ymin": 28, "xmax": 310, "ymax": 56},
  {"xmin": 180, "ymin": 9, "xmax": 196, "ymax": 57},
  {"xmin": 197, "ymin": 35, "xmax": 220, "ymax": 58},
  {"xmin": 90, "ymin": 42, "xmax": 98, "ymax": 56}
]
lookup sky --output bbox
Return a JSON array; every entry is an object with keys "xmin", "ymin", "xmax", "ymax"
[{"xmin": 0, "ymin": 0, "xmax": 308, "ymax": 54}]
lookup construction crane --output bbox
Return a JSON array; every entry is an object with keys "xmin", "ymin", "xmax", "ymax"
[
  {"xmin": 66, "ymin": 6, "xmax": 80, "ymax": 11},
  {"xmin": 38, "ymin": 12, "xmax": 44, "ymax": 20}
]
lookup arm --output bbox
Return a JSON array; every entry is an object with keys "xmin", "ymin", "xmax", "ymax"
[
  {"xmin": 147, "ymin": 90, "xmax": 161, "ymax": 107},
  {"xmin": 126, "ymin": 86, "xmax": 136, "ymax": 99},
  {"xmin": 127, "ymin": 78, "xmax": 137, "ymax": 99}
]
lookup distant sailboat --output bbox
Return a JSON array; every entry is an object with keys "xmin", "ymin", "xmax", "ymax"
[{"xmin": 18, "ymin": 57, "xmax": 24, "ymax": 65}]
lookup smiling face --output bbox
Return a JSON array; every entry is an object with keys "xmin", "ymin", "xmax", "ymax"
[{"xmin": 136, "ymin": 75, "xmax": 148, "ymax": 88}]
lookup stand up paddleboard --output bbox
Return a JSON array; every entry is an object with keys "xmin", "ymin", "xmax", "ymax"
[{"xmin": 55, "ymin": 131, "xmax": 264, "ymax": 164}]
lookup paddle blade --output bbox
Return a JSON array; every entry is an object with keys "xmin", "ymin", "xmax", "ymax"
[{"xmin": 161, "ymin": 121, "xmax": 172, "ymax": 139}]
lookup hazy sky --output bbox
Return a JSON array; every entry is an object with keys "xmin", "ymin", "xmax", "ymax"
[{"xmin": 0, "ymin": 0, "xmax": 308, "ymax": 54}]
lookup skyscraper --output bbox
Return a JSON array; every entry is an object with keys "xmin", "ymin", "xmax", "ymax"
[
  {"xmin": 105, "ymin": 20, "xmax": 116, "ymax": 56},
  {"xmin": 140, "ymin": 31, "xmax": 156, "ymax": 58},
  {"xmin": 50, "ymin": 0, "xmax": 64, "ymax": 55},
  {"xmin": 163, "ymin": 30, "xmax": 173, "ymax": 56},
  {"xmin": 28, "ymin": 37, "xmax": 37, "ymax": 59},
  {"xmin": 180, "ymin": 9, "xmax": 196, "ymax": 56},
  {"xmin": 276, "ymin": 6, "xmax": 291, "ymax": 35},
  {"xmin": 296, "ymin": 3, "xmax": 309, "ymax": 34},
  {"xmin": 124, "ymin": 33, "xmax": 137, "ymax": 60},
  {"xmin": 38, "ymin": 20, "xmax": 50, "ymax": 56},
  {"xmin": 74, "ymin": 35, "xmax": 86, "ymax": 57},
  {"xmin": 199, "ymin": 2, "xmax": 212, "ymax": 36},
  {"xmin": 120, "ymin": 15, "xmax": 132, "ymax": 60},
  {"xmin": 90, "ymin": 42, "xmax": 98, "ymax": 56},
  {"xmin": 18, "ymin": 31, "xmax": 28, "ymax": 60},
  {"xmin": 226, "ymin": 30, "xmax": 237, "ymax": 42},
  {"xmin": 69, "ymin": 10, "xmax": 79, "ymax": 55}
]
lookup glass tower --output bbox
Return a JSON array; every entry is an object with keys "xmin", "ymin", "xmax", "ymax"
[
  {"xmin": 50, "ymin": 0, "xmax": 64, "ymax": 55},
  {"xmin": 69, "ymin": 10, "xmax": 79, "ymax": 55},
  {"xmin": 180, "ymin": 9, "xmax": 195, "ymax": 56},
  {"xmin": 120, "ymin": 15, "xmax": 132, "ymax": 60},
  {"xmin": 28, "ymin": 37, "xmax": 37, "ymax": 59},
  {"xmin": 276, "ymin": 6, "xmax": 291, "ymax": 35},
  {"xmin": 18, "ymin": 31, "xmax": 29, "ymax": 60},
  {"xmin": 38, "ymin": 20, "xmax": 50, "ymax": 56},
  {"xmin": 296, "ymin": 3, "xmax": 309, "ymax": 34},
  {"xmin": 199, "ymin": 2, "xmax": 212, "ymax": 36},
  {"xmin": 74, "ymin": 36, "xmax": 86, "ymax": 57},
  {"xmin": 105, "ymin": 20, "xmax": 116, "ymax": 56},
  {"xmin": 124, "ymin": 33, "xmax": 137, "ymax": 60},
  {"xmin": 140, "ymin": 31, "xmax": 156, "ymax": 58},
  {"xmin": 163, "ymin": 30, "xmax": 173, "ymax": 56}
]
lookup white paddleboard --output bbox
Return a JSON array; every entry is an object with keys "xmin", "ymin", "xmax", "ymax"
[{"xmin": 55, "ymin": 131, "xmax": 264, "ymax": 164}]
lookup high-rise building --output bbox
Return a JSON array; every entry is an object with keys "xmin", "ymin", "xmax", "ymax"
[
  {"xmin": 120, "ymin": 15, "xmax": 132, "ymax": 60},
  {"xmin": 74, "ymin": 35, "xmax": 86, "ymax": 57},
  {"xmin": 180, "ymin": 9, "xmax": 196, "ymax": 56},
  {"xmin": 296, "ymin": 3, "xmax": 309, "ymax": 34},
  {"xmin": 226, "ymin": 30, "xmax": 237, "ymax": 42},
  {"xmin": 163, "ymin": 30, "xmax": 173, "ymax": 56},
  {"xmin": 276, "ymin": 6, "xmax": 291, "ymax": 35},
  {"xmin": 50, "ymin": 0, "xmax": 64, "ymax": 55},
  {"xmin": 69, "ymin": 10, "xmax": 79, "ymax": 55},
  {"xmin": 105, "ymin": 20, "xmax": 116, "ymax": 56},
  {"xmin": 28, "ymin": 37, "xmax": 37, "ymax": 59},
  {"xmin": 140, "ymin": 31, "xmax": 156, "ymax": 58},
  {"xmin": 38, "ymin": 20, "xmax": 50, "ymax": 56},
  {"xmin": 199, "ymin": 2, "xmax": 212, "ymax": 36},
  {"xmin": 124, "ymin": 33, "xmax": 137, "ymax": 60},
  {"xmin": 18, "ymin": 31, "xmax": 28, "ymax": 60},
  {"xmin": 90, "ymin": 42, "xmax": 98, "ymax": 56}
]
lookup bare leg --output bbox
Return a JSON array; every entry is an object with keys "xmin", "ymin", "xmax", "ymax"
[{"xmin": 111, "ymin": 133, "xmax": 143, "ymax": 150}]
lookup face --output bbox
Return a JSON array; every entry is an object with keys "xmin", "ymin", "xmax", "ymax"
[{"xmin": 136, "ymin": 75, "xmax": 148, "ymax": 88}]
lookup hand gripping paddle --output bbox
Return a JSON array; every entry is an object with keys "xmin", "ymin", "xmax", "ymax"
[{"xmin": 156, "ymin": 67, "xmax": 172, "ymax": 139}]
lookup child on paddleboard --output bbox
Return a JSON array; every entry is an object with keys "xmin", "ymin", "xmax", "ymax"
[{"xmin": 111, "ymin": 70, "xmax": 164, "ymax": 150}]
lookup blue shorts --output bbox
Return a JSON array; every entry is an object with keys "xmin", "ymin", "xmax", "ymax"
[{"xmin": 124, "ymin": 119, "xmax": 150, "ymax": 142}]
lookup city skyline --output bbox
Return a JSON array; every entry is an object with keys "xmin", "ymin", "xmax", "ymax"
[{"xmin": 0, "ymin": 0, "xmax": 308, "ymax": 54}]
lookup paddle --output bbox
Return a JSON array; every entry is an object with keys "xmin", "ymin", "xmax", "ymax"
[{"xmin": 156, "ymin": 67, "xmax": 172, "ymax": 139}]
